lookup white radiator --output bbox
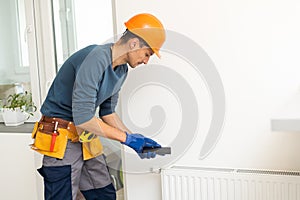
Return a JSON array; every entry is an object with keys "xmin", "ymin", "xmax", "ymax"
[{"xmin": 161, "ymin": 167, "xmax": 300, "ymax": 200}]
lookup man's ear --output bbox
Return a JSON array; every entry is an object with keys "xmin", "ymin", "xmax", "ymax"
[
  {"xmin": 130, "ymin": 42, "xmax": 136, "ymax": 49},
  {"xmin": 129, "ymin": 38, "xmax": 140, "ymax": 50}
]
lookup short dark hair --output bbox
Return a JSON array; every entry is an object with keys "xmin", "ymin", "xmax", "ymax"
[{"xmin": 120, "ymin": 29, "xmax": 150, "ymax": 48}]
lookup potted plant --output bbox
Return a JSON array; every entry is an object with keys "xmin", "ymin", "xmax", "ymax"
[{"xmin": 2, "ymin": 91, "xmax": 37, "ymax": 126}]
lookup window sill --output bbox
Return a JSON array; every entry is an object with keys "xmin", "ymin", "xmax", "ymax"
[{"xmin": 0, "ymin": 122, "xmax": 34, "ymax": 133}]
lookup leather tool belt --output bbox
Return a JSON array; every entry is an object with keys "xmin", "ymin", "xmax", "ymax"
[{"xmin": 31, "ymin": 116, "xmax": 103, "ymax": 160}]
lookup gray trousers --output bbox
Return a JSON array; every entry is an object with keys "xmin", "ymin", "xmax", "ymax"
[{"xmin": 41, "ymin": 140, "xmax": 113, "ymax": 200}]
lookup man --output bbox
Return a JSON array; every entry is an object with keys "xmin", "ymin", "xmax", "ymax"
[{"xmin": 31, "ymin": 13, "xmax": 166, "ymax": 200}]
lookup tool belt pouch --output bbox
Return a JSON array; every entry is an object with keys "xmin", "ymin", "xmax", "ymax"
[
  {"xmin": 82, "ymin": 137, "xmax": 103, "ymax": 160},
  {"xmin": 31, "ymin": 122, "xmax": 68, "ymax": 159}
]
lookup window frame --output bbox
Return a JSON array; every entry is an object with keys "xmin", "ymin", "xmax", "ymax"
[{"xmin": 23, "ymin": 0, "xmax": 42, "ymax": 121}]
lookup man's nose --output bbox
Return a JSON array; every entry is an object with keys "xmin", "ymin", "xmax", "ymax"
[{"xmin": 143, "ymin": 57, "xmax": 149, "ymax": 64}]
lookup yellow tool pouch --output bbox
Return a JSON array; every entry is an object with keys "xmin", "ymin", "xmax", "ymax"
[
  {"xmin": 31, "ymin": 122, "xmax": 68, "ymax": 159},
  {"xmin": 82, "ymin": 137, "xmax": 103, "ymax": 160},
  {"xmin": 31, "ymin": 117, "xmax": 103, "ymax": 160}
]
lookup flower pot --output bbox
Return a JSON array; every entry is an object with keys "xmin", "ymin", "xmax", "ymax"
[{"xmin": 2, "ymin": 108, "xmax": 28, "ymax": 126}]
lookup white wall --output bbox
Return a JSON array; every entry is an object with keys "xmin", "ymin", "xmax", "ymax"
[{"xmin": 115, "ymin": 0, "xmax": 300, "ymax": 199}]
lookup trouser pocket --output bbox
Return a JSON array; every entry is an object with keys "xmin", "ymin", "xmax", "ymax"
[{"xmin": 38, "ymin": 165, "xmax": 72, "ymax": 200}]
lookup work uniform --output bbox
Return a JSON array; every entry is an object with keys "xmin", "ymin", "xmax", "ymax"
[{"xmin": 31, "ymin": 43, "xmax": 128, "ymax": 200}]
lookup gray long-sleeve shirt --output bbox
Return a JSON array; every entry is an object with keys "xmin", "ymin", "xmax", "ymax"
[{"xmin": 41, "ymin": 43, "xmax": 128, "ymax": 125}]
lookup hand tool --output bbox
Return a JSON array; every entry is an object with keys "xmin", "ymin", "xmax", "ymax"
[
  {"xmin": 50, "ymin": 121, "xmax": 58, "ymax": 152},
  {"xmin": 142, "ymin": 147, "xmax": 171, "ymax": 156},
  {"xmin": 79, "ymin": 131, "xmax": 97, "ymax": 142}
]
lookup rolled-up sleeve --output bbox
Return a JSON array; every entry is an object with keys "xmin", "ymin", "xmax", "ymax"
[{"xmin": 72, "ymin": 52, "xmax": 105, "ymax": 125}]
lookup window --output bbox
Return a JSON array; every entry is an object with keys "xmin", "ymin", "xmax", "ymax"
[
  {"xmin": 0, "ymin": 0, "xmax": 30, "ymax": 97},
  {"xmin": 52, "ymin": 0, "xmax": 114, "ymax": 69},
  {"xmin": 0, "ymin": 0, "xmax": 40, "ymax": 121}
]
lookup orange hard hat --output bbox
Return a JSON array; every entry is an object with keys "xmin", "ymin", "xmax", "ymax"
[{"xmin": 125, "ymin": 13, "xmax": 166, "ymax": 58}]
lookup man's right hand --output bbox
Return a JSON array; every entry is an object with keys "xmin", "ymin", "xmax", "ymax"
[{"xmin": 121, "ymin": 132, "xmax": 161, "ymax": 159}]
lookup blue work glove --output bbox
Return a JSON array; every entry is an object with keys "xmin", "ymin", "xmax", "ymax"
[{"xmin": 121, "ymin": 132, "xmax": 161, "ymax": 159}]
